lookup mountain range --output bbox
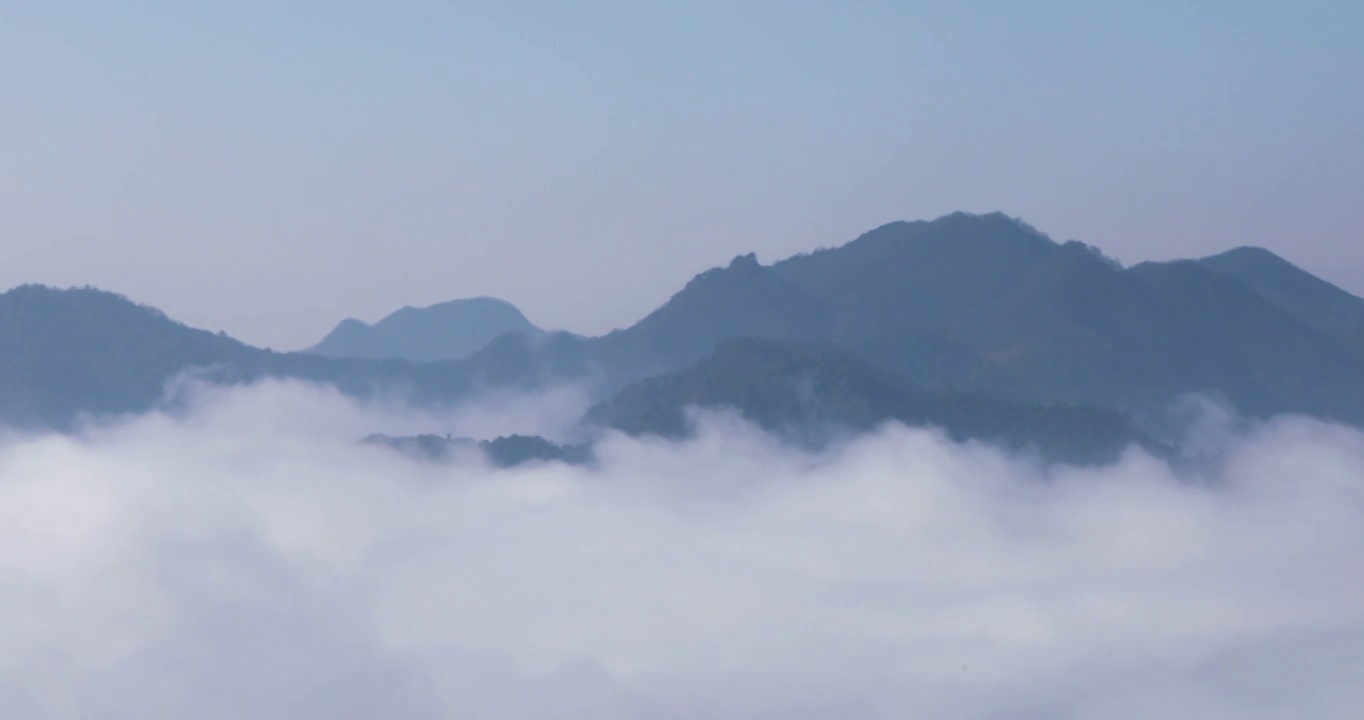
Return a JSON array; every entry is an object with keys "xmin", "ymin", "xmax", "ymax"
[{"xmin": 4, "ymin": 211, "xmax": 1361, "ymax": 465}]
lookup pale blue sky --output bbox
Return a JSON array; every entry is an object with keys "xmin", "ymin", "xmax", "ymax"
[{"xmin": 3, "ymin": 2, "xmax": 1361, "ymax": 348}]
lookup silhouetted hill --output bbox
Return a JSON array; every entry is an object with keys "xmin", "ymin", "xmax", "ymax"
[
  {"xmin": 0, "ymin": 285, "xmax": 587, "ymax": 430},
  {"xmin": 6, "ymin": 212, "xmax": 1364, "ymax": 438},
  {"xmin": 585, "ymin": 252, "xmax": 835, "ymax": 383},
  {"xmin": 308, "ymin": 297, "xmax": 544, "ymax": 361},
  {"xmin": 583, "ymin": 212, "xmax": 1364, "ymax": 422},
  {"xmin": 0, "ymin": 285, "xmax": 257, "ymax": 428},
  {"xmin": 585, "ymin": 337, "xmax": 1162, "ymax": 465},
  {"xmin": 583, "ymin": 235, "xmax": 1017, "ymax": 395},
  {"xmin": 767, "ymin": 214, "xmax": 1173, "ymax": 405},
  {"xmin": 1126, "ymin": 258, "xmax": 1364, "ymax": 420},
  {"xmin": 765, "ymin": 213, "xmax": 1364, "ymax": 420},
  {"xmin": 1196, "ymin": 246, "xmax": 1364, "ymax": 359}
]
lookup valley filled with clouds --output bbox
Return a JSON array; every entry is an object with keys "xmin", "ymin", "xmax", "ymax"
[{"xmin": 1, "ymin": 380, "xmax": 1360, "ymax": 718}]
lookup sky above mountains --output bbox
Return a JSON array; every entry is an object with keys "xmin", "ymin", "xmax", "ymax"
[{"xmin": 3, "ymin": 2, "xmax": 1361, "ymax": 349}]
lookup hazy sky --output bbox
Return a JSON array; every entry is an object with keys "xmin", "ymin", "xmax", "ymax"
[{"xmin": 3, "ymin": 1, "xmax": 1361, "ymax": 349}]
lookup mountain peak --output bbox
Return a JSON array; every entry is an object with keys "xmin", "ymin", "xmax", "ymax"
[
  {"xmin": 307, "ymin": 296, "xmax": 544, "ymax": 362},
  {"xmin": 1196, "ymin": 245, "xmax": 1328, "ymax": 284},
  {"xmin": 1195, "ymin": 245, "xmax": 1364, "ymax": 358},
  {"xmin": 2, "ymin": 284, "xmax": 174, "ymax": 322},
  {"xmin": 612, "ymin": 249, "xmax": 833, "ymax": 369},
  {"xmin": 728, "ymin": 252, "xmax": 760, "ymax": 271},
  {"xmin": 947, "ymin": 211, "xmax": 1056, "ymax": 244},
  {"xmin": 1204, "ymin": 245, "xmax": 1290, "ymax": 268},
  {"xmin": 834, "ymin": 212, "xmax": 1057, "ymax": 257}
]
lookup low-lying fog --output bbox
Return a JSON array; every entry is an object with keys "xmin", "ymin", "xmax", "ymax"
[{"xmin": 1, "ymin": 381, "xmax": 1360, "ymax": 718}]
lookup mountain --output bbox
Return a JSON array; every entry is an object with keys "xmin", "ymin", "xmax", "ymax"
[
  {"xmin": 308, "ymin": 297, "xmax": 545, "ymax": 362},
  {"xmin": 765, "ymin": 215, "xmax": 1170, "ymax": 403},
  {"xmin": 576, "ymin": 212, "xmax": 1364, "ymax": 422},
  {"xmin": 5, "ymin": 212, "xmax": 1364, "ymax": 443},
  {"xmin": 584, "ymin": 252, "xmax": 835, "ymax": 383},
  {"xmin": 0, "ymin": 285, "xmax": 587, "ymax": 430},
  {"xmin": 0, "ymin": 285, "xmax": 258, "ymax": 428},
  {"xmin": 765, "ymin": 213, "xmax": 1364, "ymax": 420},
  {"xmin": 576, "ymin": 213, "xmax": 1156, "ymax": 401},
  {"xmin": 585, "ymin": 337, "xmax": 1163, "ymax": 465},
  {"xmin": 582, "ymin": 241, "xmax": 1015, "ymax": 396},
  {"xmin": 1196, "ymin": 246, "xmax": 1364, "ymax": 359},
  {"xmin": 1126, "ymin": 258, "xmax": 1364, "ymax": 420}
]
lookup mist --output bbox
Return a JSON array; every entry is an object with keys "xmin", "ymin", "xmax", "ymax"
[{"xmin": 1, "ymin": 380, "xmax": 1361, "ymax": 718}]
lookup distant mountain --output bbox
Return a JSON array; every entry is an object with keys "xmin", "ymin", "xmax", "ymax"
[
  {"xmin": 1196, "ymin": 246, "xmax": 1364, "ymax": 360},
  {"xmin": 577, "ymin": 212, "xmax": 1364, "ymax": 422},
  {"xmin": 1126, "ymin": 258, "xmax": 1364, "ymax": 420},
  {"xmin": 583, "ymin": 240, "xmax": 1016, "ymax": 396},
  {"xmin": 0, "ymin": 285, "xmax": 260, "ymax": 429},
  {"xmin": 308, "ymin": 297, "xmax": 545, "ymax": 362},
  {"xmin": 585, "ymin": 337, "xmax": 1164, "ymax": 465},
  {"xmin": 585, "ymin": 252, "xmax": 834, "ymax": 383},
  {"xmin": 765, "ymin": 215, "xmax": 1159, "ymax": 402},
  {"xmin": 5, "ymin": 212, "xmax": 1364, "ymax": 445},
  {"xmin": 0, "ymin": 285, "xmax": 587, "ymax": 430},
  {"xmin": 765, "ymin": 213, "xmax": 1364, "ymax": 420}
]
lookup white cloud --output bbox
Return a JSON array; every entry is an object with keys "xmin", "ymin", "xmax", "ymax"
[{"xmin": 0, "ymin": 380, "xmax": 1360, "ymax": 718}]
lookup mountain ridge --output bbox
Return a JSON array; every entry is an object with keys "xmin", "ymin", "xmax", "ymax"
[
  {"xmin": 4, "ymin": 212, "xmax": 1363, "ymax": 452},
  {"xmin": 0, "ymin": 285, "xmax": 585, "ymax": 431},
  {"xmin": 1190, "ymin": 246, "xmax": 1364, "ymax": 360}
]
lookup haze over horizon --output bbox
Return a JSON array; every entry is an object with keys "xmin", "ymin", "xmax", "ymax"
[
  {"xmin": 5, "ymin": 6, "xmax": 1364, "ymax": 713},
  {"xmin": 3, "ymin": 2, "xmax": 1361, "ymax": 349}
]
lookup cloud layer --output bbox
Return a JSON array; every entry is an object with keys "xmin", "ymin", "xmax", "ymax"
[{"xmin": 1, "ymin": 381, "xmax": 1361, "ymax": 718}]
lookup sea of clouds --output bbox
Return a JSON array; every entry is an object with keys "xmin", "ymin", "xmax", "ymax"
[{"xmin": 0, "ymin": 380, "xmax": 1361, "ymax": 718}]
